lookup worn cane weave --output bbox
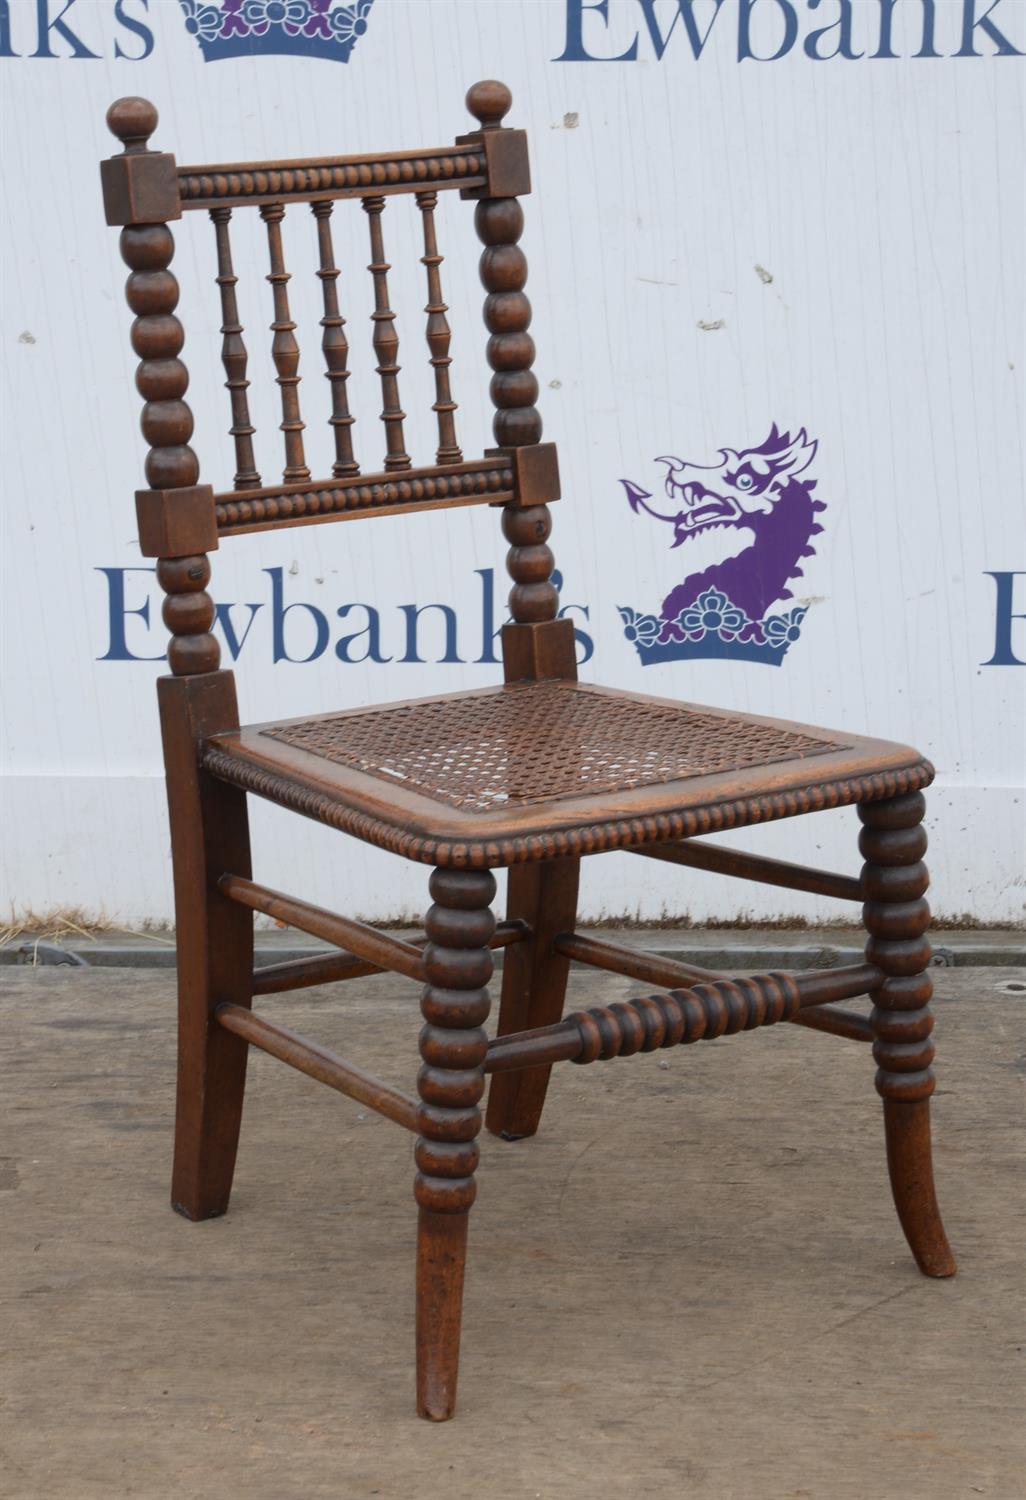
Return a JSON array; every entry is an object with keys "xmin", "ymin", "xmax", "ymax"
[{"xmin": 261, "ymin": 683, "xmax": 843, "ymax": 813}]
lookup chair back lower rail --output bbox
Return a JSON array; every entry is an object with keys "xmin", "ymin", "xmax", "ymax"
[{"xmin": 212, "ymin": 457, "xmax": 515, "ymax": 538}]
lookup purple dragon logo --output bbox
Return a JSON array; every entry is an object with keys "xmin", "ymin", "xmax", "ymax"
[{"xmin": 618, "ymin": 424, "xmax": 826, "ymax": 666}]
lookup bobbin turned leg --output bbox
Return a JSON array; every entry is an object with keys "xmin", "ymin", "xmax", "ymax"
[
  {"xmin": 415, "ymin": 868, "xmax": 496, "ymax": 1420},
  {"xmin": 859, "ymin": 792, "xmax": 956, "ymax": 1277}
]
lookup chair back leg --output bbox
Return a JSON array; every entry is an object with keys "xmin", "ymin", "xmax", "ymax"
[
  {"xmin": 160, "ymin": 672, "xmax": 254, "ymax": 1221},
  {"xmin": 486, "ymin": 858, "xmax": 580, "ymax": 1140},
  {"xmin": 859, "ymin": 792, "xmax": 956, "ymax": 1278}
]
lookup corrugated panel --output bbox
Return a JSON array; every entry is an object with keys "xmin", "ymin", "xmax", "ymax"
[{"xmin": 0, "ymin": 0, "xmax": 1023, "ymax": 923}]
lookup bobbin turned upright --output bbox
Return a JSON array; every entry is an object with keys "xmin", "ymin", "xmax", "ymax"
[
  {"xmin": 104, "ymin": 96, "xmax": 254, "ymax": 1224},
  {"xmin": 463, "ymin": 82, "xmax": 584, "ymax": 1141}
]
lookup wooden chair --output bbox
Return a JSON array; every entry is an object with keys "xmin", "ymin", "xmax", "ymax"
[{"xmin": 99, "ymin": 81, "xmax": 955, "ymax": 1421}]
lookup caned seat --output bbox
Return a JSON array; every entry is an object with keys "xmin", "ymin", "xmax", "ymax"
[
  {"xmin": 100, "ymin": 80, "xmax": 955, "ymax": 1425},
  {"xmin": 204, "ymin": 683, "xmax": 933, "ymax": 866}
]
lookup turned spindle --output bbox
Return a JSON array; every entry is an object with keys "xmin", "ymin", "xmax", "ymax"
[
  {"xmin": 859, "ymin": 793, "xmax": 956, "ymax": 1277},
  {"xmin": 417, "ymin": 190, "xmax": 462, "ymax": 466},
  {"xmin": 415, "ymin": 867, "xmax": 495, "ymax": 1421},
  {"xmin": 312, "ymin": 201, "xmax": 359, "ymax": 478},
  {"xmin": 108, "ymin": 99, "xmax": 219, "ymax": 678},
  {"xmin": 362, "ymin": 195, "xmax": 410, "ymax": 471},
  {"xmin": 210, "ymin": 208, "xmax": 260, "ymax": 490},
  {"xmin": 260, "ymin": 203, "xmax": 309, "ymax": 483}
]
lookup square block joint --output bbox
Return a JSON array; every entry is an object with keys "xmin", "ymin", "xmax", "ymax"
[
  {"xmin": 486, "ymin": 443, "xmax": 561, "ymax": 508},
  {"xmin": 101, "ymin": 152, "xmax": 182, "ymax": 227},
  {"xmin": 502, "ymin": 619, "xmax": 578, "ymax": 683},
  {"xmin": 457, "ymin": 129, "xmax": 531, "ymax": 200},
  {"xmin": 136, "ymin": 485, "xmax": 218, "ymax": 558}
]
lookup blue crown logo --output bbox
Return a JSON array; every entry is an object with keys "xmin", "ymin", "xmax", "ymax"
[
  {"xmin": 179, "ymin": 0, "xmax": 374, "ymax": 63},
  {"xmin": 618, "ymin": 591, "xmax": 809, "ymax": 667}
]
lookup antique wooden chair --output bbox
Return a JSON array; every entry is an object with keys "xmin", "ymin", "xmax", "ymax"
[{"xmin": 100, "ymin": 82, "xmax": 955, "ymax": 1421}]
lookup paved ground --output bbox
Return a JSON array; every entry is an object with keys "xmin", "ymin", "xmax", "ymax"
[
  {"xmin": 2, "ymin": 964, "xmax": 1023, "ymax": 1499},
  {"xmin": 5, "ymin": 925, "xmax": 1024, "ymax": 972}
]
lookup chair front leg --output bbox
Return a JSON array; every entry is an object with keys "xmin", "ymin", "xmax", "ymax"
[
  {"xmin": 414, "ymin": 866, "xmax": 496, "ymax": 1420},
  {"xmin": 859, "ymin": 791, "xmax": 956, "ymax": 1278}
]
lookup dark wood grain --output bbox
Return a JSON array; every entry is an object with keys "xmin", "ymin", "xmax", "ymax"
[
  {"xmin": 107, "ymin": 102, "xmax": 219, "ymax": 678},
  {"xmin": 176, "ymin": 143, "xmax": 487, "ymax": 212},
  {"xmin": 859, "ymin": 792, "xmax": 956, "ymax": 1277},
  {"xmin": 214, "ymin": 457, "xmax": 514, "ymax": 536},
  {"xmin": 215, "ymin": 1003, "xmax": 419, "ymax": 1130},
  {"xmin": 252, "ymin": 918, "xmax": 527, "ymax": 998},
  {"xmin": 159, "ymin": 671, "xmax": 252, "ymax": 1221},
  {"xmin": 553, "ymin": 930, "xmax": 722, "ymax": 986},
  {"xmin": 218, "ymin": 873, "xmax": 427, "ymax": 983},
  {"xmin": 794, "ymin": 963, "xmax": 883, "ymax": 1005},
  {"xmin": 201, "ymin": 680, "xmax": 933, "ymax": 869},
  {"xmin": 484, "ymin": 966, "xmax": 881, "ymax": 1075},
  {"xmin": 210, "ymin": 207, "xmax": 260, "ymax": 489},
  {"xmin": 790, "ymin": 1007, "xmax": 874, "ymax": 1043},
  {"xmin": 485, "ymin": 859, "xmax": 580, "ymax": 1139},
  {"xmin": 417, "ymin": 191, "xmax": 462, "ymax": 465},
  {"xmin": 485, "ymin": 970, "xmax": 805, "ymax": 1073},
  {"xmin": 415, "ymin": 867, "xmax": 496, "ymax": 1420},
  {"xmin": 627, "ymin": 839, "xmax": 863, "ymax": 902},
  {"xmin": 260, "ymin": 203, "xmax": 309, "ymax": 483},
  {"xmin": 311, "ymin": 200, "xmax": 359, "ymax": 478},
  {"xmin": 363, "ymin": 195, "xmax": 410, "ymax": 472},
  {"xmin": 100, "ymin": 81, "xmax": 955, "ymax": 1423}
]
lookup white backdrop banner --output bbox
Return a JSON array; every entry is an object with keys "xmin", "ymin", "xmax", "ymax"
[{"xmin": 1, "ymin": 0, "xmax": 1024, "ymax": 924}]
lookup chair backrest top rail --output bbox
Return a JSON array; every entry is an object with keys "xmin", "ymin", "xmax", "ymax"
[
  {"xmin": 214, "ymin": 456, "xmax": 514, "ymax": 536},
  {"xmin": 177, "ymin": 142, "xmax": 486, "ymax": 211}
]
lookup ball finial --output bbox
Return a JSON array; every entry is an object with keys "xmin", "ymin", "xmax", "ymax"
[
  {"xmin": 466, "ymin": 80, "xmax": 512, "ymax": 132},
  {"xmin": 106, "ymin": 97, "xmax": 158, "ymax": 153}
]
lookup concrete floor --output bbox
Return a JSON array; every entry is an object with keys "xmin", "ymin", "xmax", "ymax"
[{"xmin": 2, "ymin": 964, "xmax": 1023, "ymax": 1500}]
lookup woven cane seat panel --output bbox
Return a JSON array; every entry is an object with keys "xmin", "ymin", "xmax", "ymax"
[{"xmin": 260, "ymin": 684, "xmax": 842, "ymax": 814}]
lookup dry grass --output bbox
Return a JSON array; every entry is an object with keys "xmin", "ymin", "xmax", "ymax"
[
  {"xmin": 0, "ymin": 907, "xmax": 174, "ymax": 955},
  {"xmin": 0, "ymin": 905, "xmax": 1017, "ymax": 956}
]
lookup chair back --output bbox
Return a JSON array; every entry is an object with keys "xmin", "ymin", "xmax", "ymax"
[{"xmin": 100, "ymin": 82, "xmax": 572, "ymax": 683}]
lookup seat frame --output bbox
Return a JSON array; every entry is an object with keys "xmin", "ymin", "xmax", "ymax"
[{"xmin": 100, "ymin": 82, "xmax": 955, "ymax": 1423}]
